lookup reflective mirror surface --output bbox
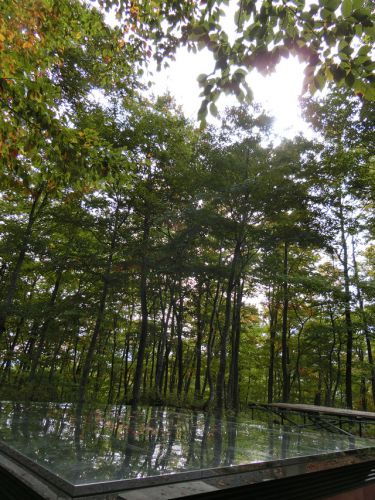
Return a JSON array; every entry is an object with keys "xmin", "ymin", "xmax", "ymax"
[{"xmin": 0, "ymin": 402, "xmax": 373, "ymax": 486}]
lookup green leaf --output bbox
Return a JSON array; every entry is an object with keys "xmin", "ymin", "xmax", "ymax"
[
  {"xmin": 331, "ymin": 65, "xmax": 346, "ymax": 82},
  {"xmin": 352, "ymin": 8, "xmax": 371, "ymax": 21},
  {"xmin": 323, "ymin": 0, "xmax": 341, "ymax": 12},
  {"xmin": 363, "ymin": 85, "xmax": 375, "ymax": 100},
  {"xmin": 314, "ymin": 73, "xmax": 325, "ymax": 90},
  {"xmin": 352, "ymin": 0, "xmax": 363, "ymax": 9},
  {"xmin": 341, "ymin": 0, "xmax": 352, "ymax": 17},
  {"xmin": 364, "ymin": 24, "xmax": 375, "ymax": 37},
  {"xmin": 345, "ymin": 72, "xmax": 355, "ymax": 87},
  {"xmin": 338, "ymin": 40, "xmax": 348, "ymax": 51},
  {"xmin": 358, "ymin": 45, "xmax": 371, "ymax": 56},
  {"xmin": 232, "ymin": 68, "xmax": 247, "ymax": 81},
  {"xmin": 321, "ymin": 8, "xmax": 332, "ymax": 19},
  {"xmin": 336, "ymin": 21, "xmax": 352, "ymax": 35}
]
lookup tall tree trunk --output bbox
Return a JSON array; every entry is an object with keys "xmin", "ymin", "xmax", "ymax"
[
  {"xmin": 326, "ymin": 307, "xmax": 337, "ymax": 406},
  {"xmin": 281, "ymin": 241, "xmax": 290, "ymax": 403},
  {"xmin": 77, "ymin": 274, "xmax": 110, "ymax": 412},
  {"xmin": 176, "ymin": 285, "xmax": 184, "ymax": 399},
  {"xmin": 194, "ymin": 282, "xmax": 204, "ymax": 400},
  {"xmin": 216, "ymin": 239, "xmax": 241, "ymax": 410},
  {"xmin": 228, "ymin": 279, "xmax": 244, "ymax": 410},
  {"xmin": 107, "ymin": 316, "xmax": 119, "ymax": 404},
  {"xmin": 131, "ymin": 215, "xmax": 150, "ymax": 405},
  {"xmin": 155, "ymin": 285, "xmax": 174, "ymax": 400},
  {"xmin": 352, "ymin": 237, "xmax": 375, "ymax": 405},
  {"xmin": 204, "ymin": 279, "xmax": 221, "ymax": 407},
  {"xmin": 338, "ymin": 201, "xmax": 353, "ymax": 408},
  {"xmin": 267, "ymin": 287, "xmax": 279, "ymax": 403}
]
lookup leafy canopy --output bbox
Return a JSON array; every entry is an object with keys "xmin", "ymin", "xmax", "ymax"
[{"xmin": 102, "ymin": 0, "xmax": 374, "ymax": 120}]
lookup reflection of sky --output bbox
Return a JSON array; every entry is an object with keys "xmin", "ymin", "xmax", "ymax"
[{"xmin": 0, "ymin": 402, "xmax": 373, "ymax": 487}]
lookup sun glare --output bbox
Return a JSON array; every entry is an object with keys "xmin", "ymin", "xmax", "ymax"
[{"xmin": 150, "ymin": 48, "xmax": 308, "ymax": 139}]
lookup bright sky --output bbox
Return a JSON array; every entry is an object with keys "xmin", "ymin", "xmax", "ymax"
[
  {"xmin": 148, "ymin": 46, "xmax": 310, "ymax": 139},
  {"xmin": 102, "ymin": 4, "xmax": 311, "ymax": 140}
]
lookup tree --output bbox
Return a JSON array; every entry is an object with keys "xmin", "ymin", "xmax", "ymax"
[
  {"xmin": 303, "ymin": 87, "xmax": 373, "ymax": 408},
  {"xmin": 0, "ymin": 0, "xmax": 141, "ymax": 176}
]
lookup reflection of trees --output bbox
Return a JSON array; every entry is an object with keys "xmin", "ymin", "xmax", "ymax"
[
  {"xmin": 281, "ymin": 425, "xmax": 290, "ymax": 459},
  {"xmin": 267, "ymin": 421, "xmax": 275, "ymax": 459},
  {"xmin": 0, "ymin": 402, "xmax": 358, "ymax": 486},
  {"xmin": 225, "ymin": 414, "xmax": 237, "ymax": 466},
  {"xmin": 187, "ymin": 411, "xmax": 198, "ymax": 465},
  {"xmin": 11, "ymin": 402, "xmax": 22, "ymax": 440},
  {"xmin": 200, "ymin": 411, "xmax": 211, "ymax": 467},
  {"xmin": 153, "ymin": 409, "xmax": 167, "ymax": 468},
  {"xmin": 72, "ymin": 405, "xmax": 83, "ymax": 483},
  {"xmin": 159, "ymin": 412, "xmax": 178, "ymax": 470},
  {"xmin": 144, "ymin": 407, "xmax": 158, "ymax": 474},
  {"xmin": 117, "ymin": 404, "xmax": 138, "ymax": 479},
  {"xmin": 0, "ymin": 403, "xmax": 277, "ymax": 476},
  {"xmin": 212, "ymin": 409, "xmax": 222, "ymax": 467},
  {"xmin": 20, "ymin": 402, "xmax": 31, "ymax": 442}
]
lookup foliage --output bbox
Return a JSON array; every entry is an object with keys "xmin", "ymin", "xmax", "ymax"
[
  {"xmin": 0, "ymin": 1, "xmax": 374, "ymax": 412},
  {"xmin": 101, "ymin": 0, "xmax": 375, "ymax": 121}
]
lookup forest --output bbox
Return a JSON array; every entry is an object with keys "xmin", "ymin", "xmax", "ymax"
[{"xmin": 0, "ymin": 0, "xmax": 374, "ymax": 414}]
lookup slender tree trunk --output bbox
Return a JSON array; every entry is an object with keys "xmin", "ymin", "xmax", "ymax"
[
  {"xmin": 204, "ymin": 279, "xmax": 221, "ymax": 407},
  {"xmin": 28, "ymin": 269, "xmax": 63, "ymax": 384},
  {"xmin": 131, "ymin": 215, "xmax": 150, "ymax": 405},
  {"xmin": 184, "ymin": 353, "xmax": 195, "ymax": 397},
  {"xmin": 338, "ymin": 201, "xmax": 353, "ymax": 408},
  {"xmin": 194, "ymin": 282, "xmax": 204, "ymax": 400},
  {"xmin": 169, "ymin": 353, "xmax": 177, "ymax": 395},
  {"xmin": 326, "ymin": 307, "xmax": 337, "ymax": 406},
  {"xmin": 107, "ymin": 316, "xmax": 119, "ymax": 404},
  {"xmin": 77, "ymin": 276, "xmax": 110, "ymax": 412},
  {"xmin": 0, "ymin": 276, "xmax": 38, "ymax": 383},
  {"xmin": 0, "ymin": 189, "xmax": 47, "ymax": 336},
  {"xmin": 118, "ymin": 305, "xmax": 134, "ymax": 403},
  {"xmin": 228, "ymin": 279, "xmax": 244, "ymax": 410},
  {"xmin": 176, "ymin": 285, "xmax": 184, "ymax": 398},
  {"xmin": 358, "ymin": 347, "xmax": 367, "ymax": 411},
  {"xmin": 48, "ymin": 338, "xmax": 64, "ymax": 384},
  {"xmin": 267, "ymin": 288, "xmax": 279, "ymax": 403},
  {"xmin": 119, "ymin": 335, "xmax": 130, "ymax": 402},
  {"xmin": 163, "ymin": 341, "xmax": 171, "ymax": 398},
  {"xmin": 155, "ymin": 285, "xmax": 174, "ymax": 399},
  {"xmin": 216, "ymin": 239, "xmax": 241, "ymax": 410},
  {"xmin": 352, "ymin": 237, "xmax": 375, "ymax": 405},
  {"xmin": 281, "ymin": 241, "xmax": 290, "ymax": 403}
]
